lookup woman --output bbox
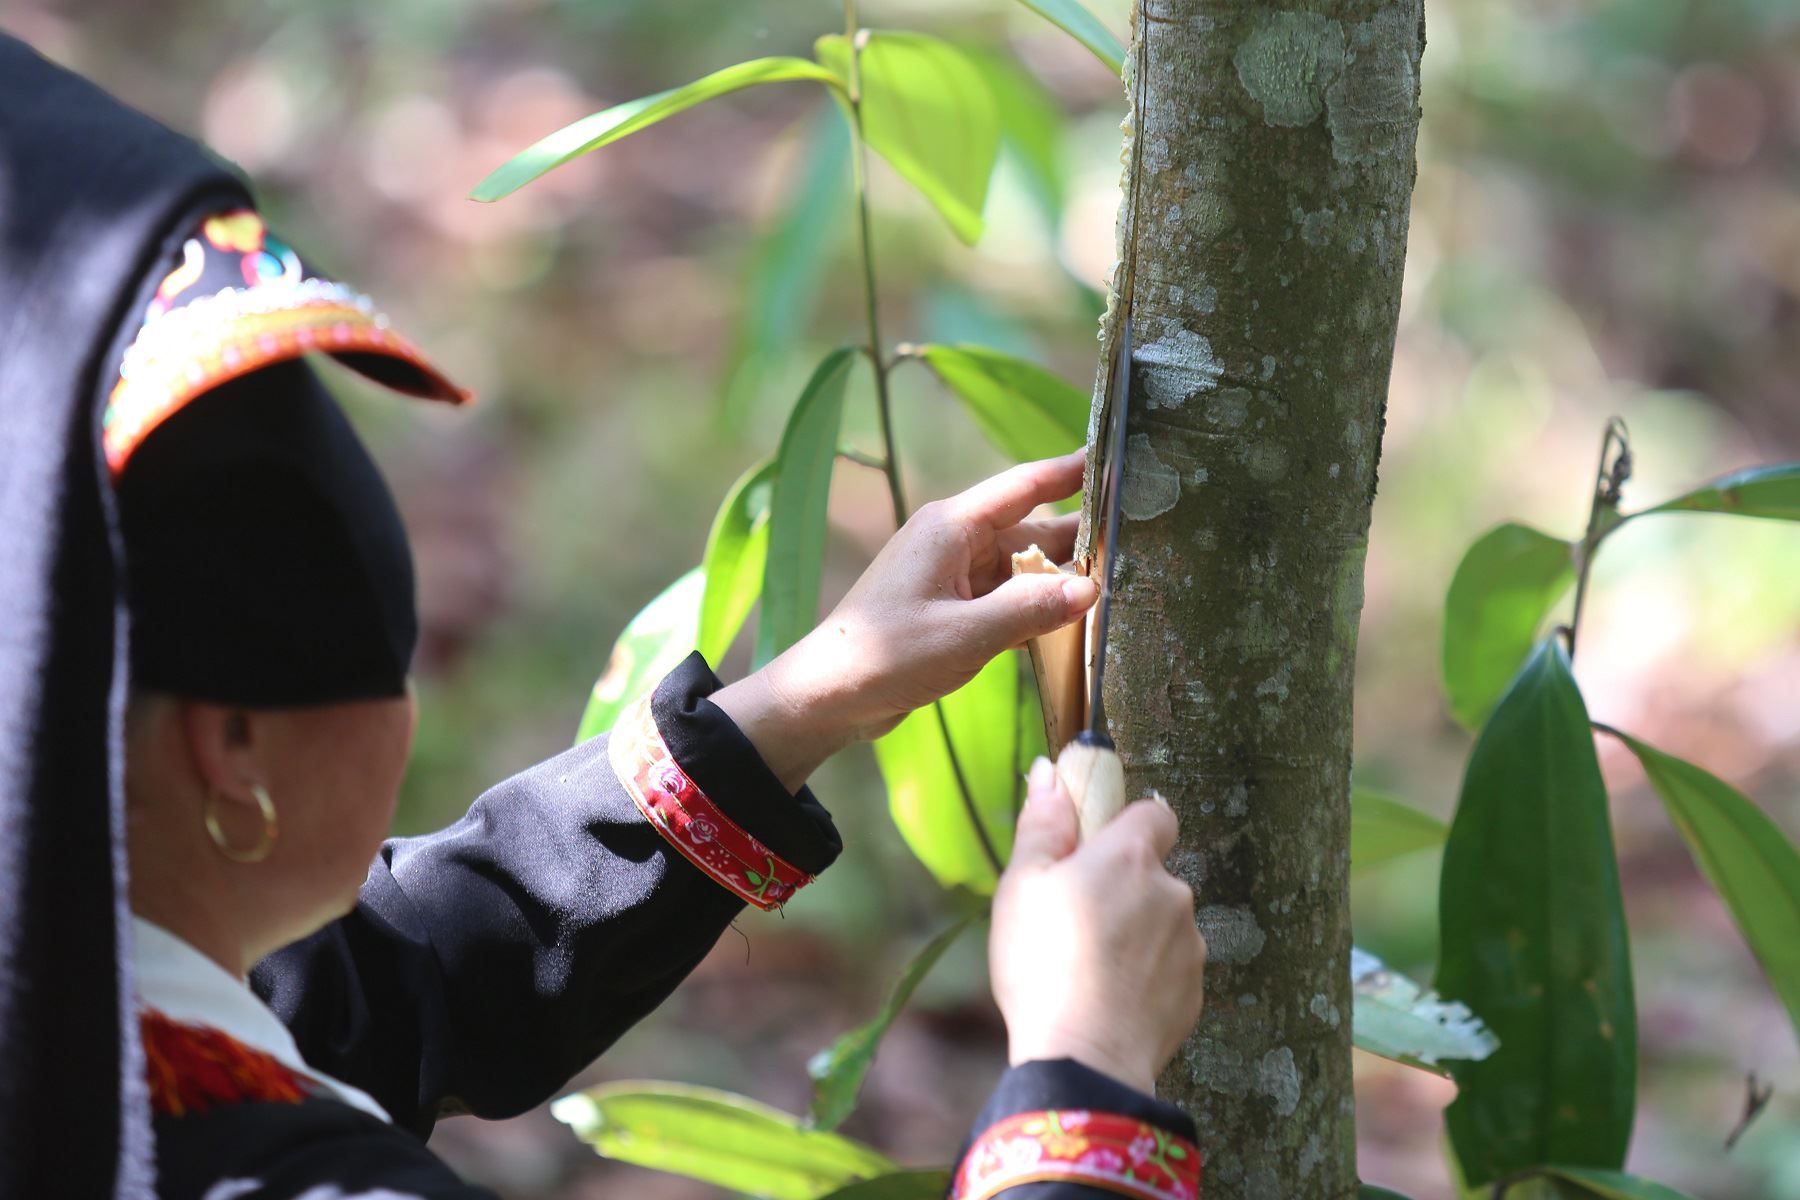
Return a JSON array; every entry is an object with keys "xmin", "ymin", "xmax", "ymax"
[{"xmin": 0, "ymin": 32, "xmax": 1207, "ymax": 1200}]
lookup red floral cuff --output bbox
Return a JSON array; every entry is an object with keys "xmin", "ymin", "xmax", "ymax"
[
  {"xmin": 608, "ymin": 693, "xmax": 814, "ymax": 911},
  {"xmin": 954, "ymin": 1110, "xmax": 1201, "ymax": 1200}
]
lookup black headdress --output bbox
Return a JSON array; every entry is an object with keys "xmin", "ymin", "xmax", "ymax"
[{"xmin": 0, "ymin": 35, "xmax": 465, "ymax": 1195}]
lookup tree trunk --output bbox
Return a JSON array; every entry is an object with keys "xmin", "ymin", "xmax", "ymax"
[{"xmin": 1090, "ymin": 1, "xmax": 1424, "ymax": 1194}]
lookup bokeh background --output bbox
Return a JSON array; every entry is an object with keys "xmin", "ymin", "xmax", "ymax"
[{"xmin": 13, "ymin": 0, "xmax": 1799, "ymax": 1194}]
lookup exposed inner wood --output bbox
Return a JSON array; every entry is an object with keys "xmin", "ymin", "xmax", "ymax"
[{"xmin": 1010, "ymin": 545, "xmax": 1088, "ymax": 757}]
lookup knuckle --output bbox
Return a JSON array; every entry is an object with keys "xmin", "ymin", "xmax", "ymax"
[{"xmin": 1115, "ymin": 837, "xmax": 1158, "ymax": 874}]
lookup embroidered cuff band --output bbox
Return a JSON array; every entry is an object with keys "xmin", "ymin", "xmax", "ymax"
[
  {"xmin": 608, "ymin": 693, "xmax": 815, "ymax": 910},
  {"xmin": 953, "ymin": 1110, "xmax": 1202, "ymax": 1200}
]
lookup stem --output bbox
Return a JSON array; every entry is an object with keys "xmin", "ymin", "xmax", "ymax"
[
  {"xmin": 836, "ymin": 446, "xmax": 888, "ymax": 470},
  {"xmin": 934, "ymin": 703, "xmax": 1006, "ymax": 874},
  {"xmin": 843, "ymin": 0, "xmax": 908, "ymax": 527},
  {"xmin": 843, "ymin": 0, "xmax": 996, "ymax": 878},
  {"xmin": 1566, "ymin": 417, "xmax": 1631, "ymax": 662}
]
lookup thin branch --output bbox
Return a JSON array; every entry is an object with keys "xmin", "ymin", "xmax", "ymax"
[
  {"xmin": 843, "ymin": 0, "xmax": 988, "ymax": 874},
  {"xmin": 837, "ymin": 446, "xmax": 888, "ymax": 470},
  {"xmin": 843, "ymin": 2, "xmax": 907, "ymax": 528},
  {"xmin": 1725, "ymin": 1072, "xmax": 1775, "ymax": 1150},
  {"xmin": 1567, "ymin": 417, "xmax": 1631, "ymax": 661},
  {"xmin": 933, "ymin": 700, "xmax": 1006, "ymax": 877}
]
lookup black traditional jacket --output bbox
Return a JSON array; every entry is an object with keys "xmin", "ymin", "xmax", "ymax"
[{"xmin": 143, "ymin": 657, "xmax": 1201, "ymax": 1200}]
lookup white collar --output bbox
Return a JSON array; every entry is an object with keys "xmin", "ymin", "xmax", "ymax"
[{"xmin": 131, "ymin": 916, "xmax": 392, "ymax": 1124}]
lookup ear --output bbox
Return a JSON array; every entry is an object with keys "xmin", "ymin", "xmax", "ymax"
[{"xmin": 178, "ymin": 701, "xmax": 264, "ymax": 804}]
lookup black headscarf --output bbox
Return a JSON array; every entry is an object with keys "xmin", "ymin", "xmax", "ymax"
[{"xmin": 0, "ymin": 35, "xmax": 464, "ymax": 1195}]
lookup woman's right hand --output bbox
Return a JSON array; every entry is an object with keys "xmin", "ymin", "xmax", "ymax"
[{"xmin": 988, "ymin": 757, "xmax": 1207, "ymax": 1096}]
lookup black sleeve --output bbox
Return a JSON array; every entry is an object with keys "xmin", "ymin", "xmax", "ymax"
[
  {"xmin": 153, "ymin": 1100, "xmax": 499, "ymax": 1200},
  {"xmin": 955, "ymin": 1060, "xmax": 1200, "ymax": 1200},
  {"xmin": 251, "ymin": 653, "xmax": 841, "ymax": 1139}
]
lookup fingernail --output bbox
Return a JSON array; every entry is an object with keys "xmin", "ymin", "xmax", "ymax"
[
  {"xmin": 1062, "ymin": 577, "xmax": 1098, "ymax": 609},
  {"xmin": 1027, "ymin": 756, "xmax": 1053, "ymax": 795},
  {"xmin": 1151, "ymin": 790, "xmax": 1175, "ymax": 814}
]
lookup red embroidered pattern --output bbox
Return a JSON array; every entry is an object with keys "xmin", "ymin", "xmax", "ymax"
[
  {"xmin": 103, "ymin": 209, "xmax": 469, "ymax": 478},
  {"xmin": 607, "ymin": 693, "xmax": 813, "ymax": 911},
  {"xmin": 140, "ymin": 1007, "xmax": 311, "ymax": 1117},
  {"xmin": 953, "ymin": 1110, "xmax": 1201, "ymax": 1200}
]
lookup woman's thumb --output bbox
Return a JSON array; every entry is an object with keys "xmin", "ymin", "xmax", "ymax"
[
  {"xmin": 968, "ymin": 572, "xmax": 1097, "ymax": 655},
  {"xmin": 1010, "ymin": 756, "xmax": 1079, "ymax": 868}
]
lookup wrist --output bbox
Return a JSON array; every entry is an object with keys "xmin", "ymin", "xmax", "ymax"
[
  {"xmin": 1008, "ymin": 1029, "xmax": 1157, "ymax": 1097},
  {"xmin": 710, "ymin": 651, "xmax": 859, "ymax": 793},
  {"xmin": 763, "ymin": 625, "xmax": 898, "ymax": 744}
]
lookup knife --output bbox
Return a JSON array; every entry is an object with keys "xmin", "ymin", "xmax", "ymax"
[{"xmin": 1056, "ymin": 309, "xmax": 1132, "ymax": 843}]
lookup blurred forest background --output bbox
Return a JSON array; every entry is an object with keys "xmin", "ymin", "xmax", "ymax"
[{"xmin": 13, "ymin": 0, "xmax": 1799, "ymax": 1195}]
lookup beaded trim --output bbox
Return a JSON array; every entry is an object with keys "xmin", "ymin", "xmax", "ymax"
[
  {"xmin": 953, "ymin": 1110, "xmax": 1202, "ymax": 1200},
  {"xmin": 103, "ymin": 209, "xmax": 469, "ymax": 477},
  {"xmin": 607, "ymin": 693, "xmax": 813, "ymax": 911},
  {"xmin": 140, "ymin": 1007, "xmax": 311, "ymax": 1117}
]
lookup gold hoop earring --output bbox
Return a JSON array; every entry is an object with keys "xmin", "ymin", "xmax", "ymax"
[{"xmin": 203, "ymin": 784, "xmax": 278, "ymax": 864}]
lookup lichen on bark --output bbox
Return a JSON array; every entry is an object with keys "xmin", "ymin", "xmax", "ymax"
[{"xmin": 1082, "ymin": 1, "xmax": 1425, "ymax": 1194}]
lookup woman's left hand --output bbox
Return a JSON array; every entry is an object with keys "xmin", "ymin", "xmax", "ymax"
[{"xmin": 712, "ymin": 451, "xmax": 1097, "ymax": 792}]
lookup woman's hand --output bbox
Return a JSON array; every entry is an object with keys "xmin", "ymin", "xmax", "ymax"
[
  {"xmin": 713, "ymin": 451, "xmax": 1097, "ymax": 791},
  {"xmin": 988, "ymin": 758, "xmax": 1207, "ymax": 1095}
]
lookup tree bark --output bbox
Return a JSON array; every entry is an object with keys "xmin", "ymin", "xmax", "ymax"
[{"xmin": 1087, "ymin": 1, "xmax": 1423, "ymax": 1194}]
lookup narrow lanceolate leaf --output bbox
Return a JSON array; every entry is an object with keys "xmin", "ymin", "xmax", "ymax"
[
  {"xmin": 817, "ymin": 1171, "xmax": 954, "ymax": 1200},
  {"xmin": 808, "ymin": 915, "xmax": 978, "ymax": 1129},
  {"xmin": 724, "ymin": 107, "xmax": 852, "ymax": 426},
  {"xmin": 699, "ymin": 458, "xmax": 778, "ymax": 664},
  {"xmin": 1350, "ymin": 788, "xmax": 1448, "ymax": 872},
  {"xmin": 575, "ymin": 568, "xmax": 704, "ymax": 744},
  {"xmin": 755, "ymin": 348, "xmax": 857, "ymax": 669},
  {"xmin": 1541, "ymin": 1166, "xmax": 1699, "ymax": 1199},
  {"xmin": 918, "ymin": 344, "xmax": 1087, "ymax": 464},
  {"xmin": 1643, "ymin": 463, "xmax": 1800, "ymax": 522},
  {"xmin": 1611, "ymin": 732, "xmax": 1800, "ymax": 1048},
  {"xmin": 1350, "ymin": 946, "xmax": 1497, "ymax": 1074},
  {"xmin": 815, "ymin": 33, "xmax": 999, "ymax": 245},
  {"xmin": 551, "ymin": 1083, "xmax": 894, "ymax": 1200},
  {"xmin": 1441, "ymin": 523, "xmax": 1575, "ymax": 731},
  {"xmin": 472, "ymin": 58, "xmax": 845, "ymax": 201},
  {"xmin": 1438, "ymin": 638, "xmax": 1636, "ymax": 1185},
  {"xmin": 874, "ymin": 653, "xmax": 1039, "ymax": 893},
  {"xmin": 1011, "ymin": 0, "xmax": 1126, "ymax": 75}
]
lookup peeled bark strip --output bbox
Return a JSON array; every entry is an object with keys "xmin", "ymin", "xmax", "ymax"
[{"xmin": 1093, "ymin": 1, "xmax": 1424, "ymax": 1194}]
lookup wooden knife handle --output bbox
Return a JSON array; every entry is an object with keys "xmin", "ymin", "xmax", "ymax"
[{"xmin": 1055, "ymin": 734, "xmax": 1127, "ymax": 843}]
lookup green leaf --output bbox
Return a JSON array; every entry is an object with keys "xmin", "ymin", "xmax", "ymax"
[
  {"xmin": 817, "ymin": 1170, "xmax": 954, "ymax": 1200},
  {"xmin": 724, "ymin": 106, "xmax": 852, "ymax": 427},
  {"xmin": 755, "ymin": 348, "xmax": 857, "ymax": 669},
  {"xmin": 1441, "ymin": 523, "xmax": 1575, "ymax": 731},
  {"xmin": 808, "ymin": 915, "xmax": 978, "ymax": 1129},
  {"xmin": 1438, "ymin": 638, "xmax": 1636, "ymax": 1185},
  {"xmin": 815, "ymin": 33, "xmax": 999, "ymax": 244},
  {"xmin": 551, "ymin": 1083, "xmax": 894, "ymax": 1200},
  {"xmin": 1351, "ymin": 788, "xmax": 1448, "ymax": 872},
  {"xmin": 1540, "ymin": 1166, "xmax": 1699, "ymax": 1199},
  {"xmin": 1011, "ymin": 0, "xmax": 1126, "ymax": 74},
  {"xmin": 699, "ymin": 459, "xmax": 778, "ymax": 664},
  {"xmin": 1610, "ymin": 732, "xmax": 1800, "ymax": 1048},
  {"xmin": 575, "ymin": 568, "xmax": 703, "ymax": 744},
  {"xmin": 473, "ymin": 57, "xmax": 845, "ymax": 201},
  {"xmin": 874, "ymin": 652, "xmax": 1041, "ymax": 893},
  {"xmin": 1643, "ymin": 463, "xmax": 1800, "ymax": 522},
  {"xmin": 917, "ymin": 344, "xmax": 1087, "ymax": 464},
  {"xmin": 1351, "ymin": 946, "xmax": 1498, "ymax": 1074},
  {"xmin": 964, "ymin": 48, "xmax": 1067, "ymax": 222}
]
